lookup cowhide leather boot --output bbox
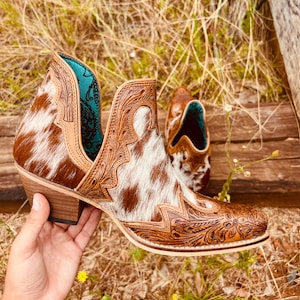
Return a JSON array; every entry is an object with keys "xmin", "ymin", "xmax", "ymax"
[
  {"xmin": 165, "ymin": 87, "xmax": 210, "ymax": 193},
  {"xmin": 14, "ymin": 53, "xmax": 268, "ymax": 256}
]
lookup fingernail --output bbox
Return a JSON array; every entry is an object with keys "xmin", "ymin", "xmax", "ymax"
[{"xmin": 32, "ymin": 194, "xmax": 41, "ymax": 211}]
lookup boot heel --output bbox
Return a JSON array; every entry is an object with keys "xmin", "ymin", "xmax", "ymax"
[{"xmin": 19, "ymin": 172, "xmax": 83, "ymax": 225}]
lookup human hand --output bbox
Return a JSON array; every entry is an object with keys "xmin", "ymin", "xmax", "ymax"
[{"xmin": 2, "ymin": 193, "xmax": 101, "ymax": 300}]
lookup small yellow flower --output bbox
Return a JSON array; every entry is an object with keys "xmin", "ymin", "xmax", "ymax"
[
  {"xmin": 271, "ymin": 150, "xmax": 279, "ymax": 158},
  {"xmin": 248, "ymin": 257, "xmax": 255, "ymax": 264},
  {"xmin": 77, "ymin": 271, "xmax": 88, "ymax": 283},
  {"xmin": 172, "ymin": 293, "xmax": 179, "ymax": 300}
]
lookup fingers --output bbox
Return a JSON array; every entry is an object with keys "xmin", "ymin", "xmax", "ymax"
[
  {"xmin": 14, "ymin": 193, "xmax": 101, "ymax": 255},
  {"xmin": 72, "ymin": 206, "xmax": 102, "ymax": 251},
  {"xmin": 66, "ymin": 205, "xmax": 94, "ymax": 236},
  {"xmin": 13, "ymin": 193, "xmax": 50, "ymax": 255}
]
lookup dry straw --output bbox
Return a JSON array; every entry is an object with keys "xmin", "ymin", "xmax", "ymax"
[{"xmin": 0, "ymin": 0, "xmax": 288, "ymax": 114}]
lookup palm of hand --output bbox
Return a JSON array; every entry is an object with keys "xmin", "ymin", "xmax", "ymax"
[{"xmin": 3, "ymin": 200, "xmax": 101, "ymax": 300}]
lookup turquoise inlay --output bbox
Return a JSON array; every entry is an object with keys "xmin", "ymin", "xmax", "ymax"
[
  {"xmin": 60, "ymin": 54, "xmax": 103, "ymax": 160},
  {"xmin": 172, "ymin": 101, "xmax": 207, "ymax": 150}
]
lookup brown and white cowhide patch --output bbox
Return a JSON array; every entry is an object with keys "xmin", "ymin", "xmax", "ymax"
[
  {"xmin": 101, "ymin": 106, "xmax": 199, "ymax": 222},
  {"xmin": 13, "ymin": 77, "xmax": 85, "ymax": 188}
]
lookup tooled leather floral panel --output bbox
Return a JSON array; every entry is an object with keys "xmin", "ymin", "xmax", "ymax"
[
  {"xmin": 48, "ymin": 55, "xmax": 92, "ymax": 172},
  {"xmin": 77, "ymin": 80, "xmax": 157, "ymax": 201},
  {"xmin": 49, "ymin": 56, "xmax": 77, "ymax": 123},
  {"xmin": 124, "ymin": 195, "xmax": 268, "ymax": 247}
]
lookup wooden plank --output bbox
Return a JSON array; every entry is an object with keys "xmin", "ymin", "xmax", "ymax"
[
  {"xmin": 205, "ymin": 158, "xmax": 300, "ymax": 193},
  {"xmin": 0, "ymin": 137, "xmax": 14, "ymax": 163},
  {"xmin": 269, "ymin": 0, "xmax": 300, "ymax": 121},
  {"xmin": 211, "ymin": 138, "xmax": 300, "ymax": 162},
  {"xmin": 226, "ymin": 102, "xmax": 299, "ymax": 142},
  {"xmin": 0, "ymin": 115, "xmax": 21, "ymax": 137},
  {"xmin": 228, "ymin": 192, "xmax": 300, "ymax": 208},
  {"xmin": 0, "ymin": 163, "xmax": 22, "ymax": 188}
]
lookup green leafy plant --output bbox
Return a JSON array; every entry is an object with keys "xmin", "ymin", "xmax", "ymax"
[
  {"xmin": 234, "ymin": 250, "xmax": 256, "ymax": 277},
  {"xmin": 129, "ymin": 247, "xmax": 147, "ymax": 262}
]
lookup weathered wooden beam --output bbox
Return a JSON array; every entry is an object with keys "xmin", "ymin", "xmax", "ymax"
[
  {"xmin": 269, "ymin": 0, "xmax": 300, "ymax": 121},
  {"xmin": 0, "ymin": 116, "xmax": 21, "ymax": 137}
]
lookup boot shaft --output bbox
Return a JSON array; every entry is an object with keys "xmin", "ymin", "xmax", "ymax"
[{"xmin": 14, "ymin": 53, "xmax": 104, "ymax": 187}]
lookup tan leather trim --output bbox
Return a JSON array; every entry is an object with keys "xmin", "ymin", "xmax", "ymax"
[
  {"xmin": 165, "ymin": 86, "xmax": 194, "ymax": 139},
  {"xmin": 76, "ymin": 78, "xmax": 157, "ymax": 202},
  {"xmin": 49, "ymin": 53, "xmax": 92, "ymax": 172},
  {"xmin": 123, "ymin": 192, "xmax": 268, "ymax": 247}
]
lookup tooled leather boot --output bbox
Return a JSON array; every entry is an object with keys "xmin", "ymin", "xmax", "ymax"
[
  {"xmin": 14, "ymin": 53, "xmax": 268, "ymax": 256},
  {"xmin": 165, "ymin": 87, "xmax": 210, "ymax": 193}
]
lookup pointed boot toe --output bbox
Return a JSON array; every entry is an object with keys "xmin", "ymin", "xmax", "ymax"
[
  {"xmin": 123, "ymin": 194, "xmax": 268, "ymax": 255},
  {"xmin": 14, "ymin": 53, "xmax": 268, "ymax": 256},
  {"xmin": 165, "ymin": 87, "xmax": 211, "ymax": 193}
]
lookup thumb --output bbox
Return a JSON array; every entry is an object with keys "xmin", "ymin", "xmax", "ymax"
[{"xmin": 14, "ymin": 193, "xmax": 50, "ymax": 252}]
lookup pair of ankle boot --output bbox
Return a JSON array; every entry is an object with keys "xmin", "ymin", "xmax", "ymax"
[{"xmin": 13, "ymin": 52, "xmax": 268, "ymax": 256}]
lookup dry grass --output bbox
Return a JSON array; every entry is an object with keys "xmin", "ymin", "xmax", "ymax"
[
  {"xmin": 0, "ymin": 206, "xmax": 299, "ymax": 299},
  {"xmin": 0, "ymin": 0, "xmax": 289, "ymax": 114}
]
